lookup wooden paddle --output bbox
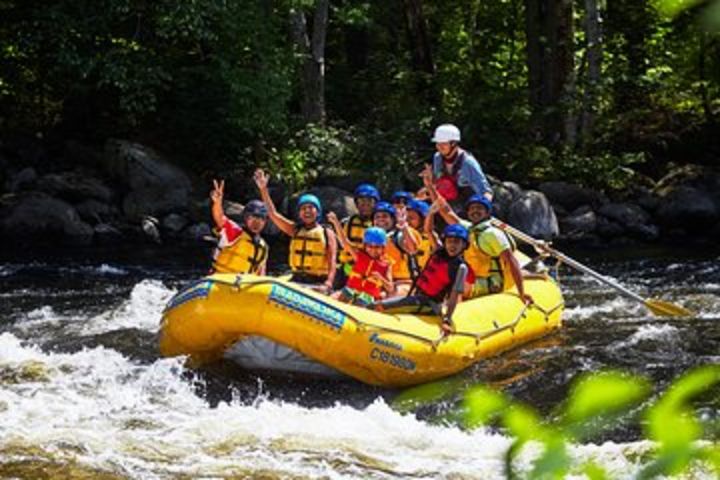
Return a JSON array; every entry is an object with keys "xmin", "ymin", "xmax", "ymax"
[{"xmin": 490, "ymin": 218, "xmax": 695, "ymax": 317}]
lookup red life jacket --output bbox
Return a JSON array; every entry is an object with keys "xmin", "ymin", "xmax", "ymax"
[
  {"xmin": 436, "ymin": 151, "xmax": 464, "ymax": 201},
  {"xmin": 347, "ymin": 249, "xmax": 390, "ymax": 300},
  {"xmin": 414, "ymin": 250, "xmax": 465, "ymax": 302}
]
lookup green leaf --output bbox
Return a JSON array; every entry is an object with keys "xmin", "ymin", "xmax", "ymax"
[
  {"xmin": 463, "ymin": 385, "xmax": 508, "ymax": 428},
  {"xmin": 564, "ymin": 371, "xmax": 650, "ymax": 425},
  {"xmin": 582, "ymin": 461, "xmax": 609, "ymax": 480},
  {"xmin": 392, "ymin": 379, "xmax": 460, "ymax": 414},
  {"xmin": 503, "ymin": 404, "xmax": 543, "ymax": 442},
  {"xmin": 530, "ymin": 437, "xmax": 571, "ymax": 480}
]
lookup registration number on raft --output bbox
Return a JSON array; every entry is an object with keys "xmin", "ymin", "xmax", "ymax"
[
  {"xmin": 369, "ymin": 348, "xmax": 416, "ymax": 371},
  {"xmin": 268, "ymin": 284, "xmax": 346, "ymax": 331}
]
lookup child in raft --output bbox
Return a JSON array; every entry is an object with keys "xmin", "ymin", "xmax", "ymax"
[{"xmin": 327, "ymin": 212, "xmax": 394, "ymax": 306}]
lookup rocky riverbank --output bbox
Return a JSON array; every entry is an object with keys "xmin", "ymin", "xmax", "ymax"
[{"xmin": 2, "ymin": 139, "xmax": 719, "ymax": 248}]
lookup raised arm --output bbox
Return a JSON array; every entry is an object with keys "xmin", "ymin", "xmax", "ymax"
[
  {"xmin": 433, "ymin": 195, "xmax": 463, "ymax": 226},
  {"xmin": 254, "ymin": 168, "xmax": 295, "ymax": 236},
  {"xmin": 395, "ymin": 207, "xmax": 419, "ymax": 254},
  {"xmin": 210, "ymin": 179, "xmax": 226, "ymax": 229},
  {"xmin": 327, "ymin": 212, "xmax": 358, "ymax": 260},
  {"xmin": 425, "ymin": 202, "xmax": 443, "ymax": 250}
]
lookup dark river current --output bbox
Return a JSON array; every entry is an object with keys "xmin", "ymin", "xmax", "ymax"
[{"xmin": 1, "ymin": 242, "xmax": 718, "ymax": 478}]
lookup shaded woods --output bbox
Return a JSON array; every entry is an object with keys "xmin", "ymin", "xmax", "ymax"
[{"xmin": 1, "ymin": 0, "xmax": 719, "ymax": 191}]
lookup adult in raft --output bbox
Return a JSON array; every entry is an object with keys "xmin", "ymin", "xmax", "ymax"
[
  {"xmin": 333, "ymin": 182, "xmax": 381, "ymax": 290},
  {"xmin": 420, "ymin": 124, "xmax": 493, "ymax": 211},
  {"xmin": 254, "ymin": 168, "xmax": 337, "ymax": 292},
  {"xmin": 209, "ymin": 179, "xmax": 269, "ymax": 275},
  {"xmin": 433, "ymin": 193, "xmax": 532, "ymax": 304}
]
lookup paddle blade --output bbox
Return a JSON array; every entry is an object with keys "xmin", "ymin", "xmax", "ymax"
[{"xmin": 645, "ymin": 299, "xmax": 695, "ymax": 317}]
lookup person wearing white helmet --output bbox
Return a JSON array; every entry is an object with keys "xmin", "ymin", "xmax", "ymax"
[{"xmin": 420, "ymin": 124, "xmax": 492, "ymax": 211}]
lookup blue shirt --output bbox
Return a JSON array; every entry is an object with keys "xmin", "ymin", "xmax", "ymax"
[{"xmin": 432, "ymin": 148, "xmax": 492, "ymax": 196}]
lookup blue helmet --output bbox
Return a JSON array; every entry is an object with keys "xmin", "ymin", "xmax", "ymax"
[
  {"xmin": 443, "ymin": 224, "xmax": 469, "ymax": 243},
  {"xmin": 297, "ymin": 193, "xmax": 322, "ymax": 217},
  {"xmin": 391, "ymin": 191, "xmax": 412, "ymax": 204},
  {"xmin": 373, "ymin": 201, "xmax": 396, "ymax": 217},
  {"xmin": 354, "ymin": 183, "xmax": 381, "ymax": 202},
  {"xmin": 465, "ymin": 194, "xmax": 492, "ymax": 214},
  {"xmin": 243, "ymin": 199, "xmax": 268, "ymax": 219},
  {"xmin": 363, "ymin": 227, "xmax": 387, "ymax": 246},
  {"xmin": 407, "ymin": 199, "xmax": 430, "ymax": 218}
]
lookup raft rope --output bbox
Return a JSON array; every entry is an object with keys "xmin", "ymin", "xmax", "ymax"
[{"xmin": 209, "ymin": 276, "xmax": 564, "ymax": 351}]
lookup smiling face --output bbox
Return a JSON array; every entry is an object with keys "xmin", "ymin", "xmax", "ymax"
[
  {"xmin": 244, "ymin": 214, "xmax": 267, "ymax": 235},
  {"xmin": 407, "ymin": 210, "xmax": 422, "ymax": 229},
  {"xmin": 466, "ymin": 203, "xmax": 490, "ymax": 224},
  {"xmin": 373, "ymin": 212, "xmax": 394, "ymax": 231},
  {"xmin": 444, "ymin": 236, "xmax": 466, "ymax": 256},
  {"xmin": 356, "ymin": 197, "xmax": 376, "ymax": 218},
  {"xmin": 298, "ymin": 203, "xmax": 319, "ymax": 225},
  {"xmin": 364, "ymin": 244, "xmax": 385, "ymax": 259}
]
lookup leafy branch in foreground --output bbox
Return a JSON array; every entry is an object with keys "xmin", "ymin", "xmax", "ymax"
[{"xmin": 393, "ymin": 366, "xmax": 720, "ymax": 479}]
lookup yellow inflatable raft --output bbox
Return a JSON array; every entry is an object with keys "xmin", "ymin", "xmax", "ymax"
[{"xmin": 159, "ymin": 271, "xmax": 564, "ymax": 388}]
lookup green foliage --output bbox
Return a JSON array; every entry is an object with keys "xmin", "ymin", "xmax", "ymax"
[
  {"xmin": 1, "ymin": 0, "xmax": 719, "ymax": 190},
  {"xmin": 394, "ymin": 365, "xmax": 720, "ymax": 478}
]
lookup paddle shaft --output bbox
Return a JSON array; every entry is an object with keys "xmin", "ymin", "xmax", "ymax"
[{"xmin": 490, "ymin": 219, "xmax": 646, "ymax": 304}]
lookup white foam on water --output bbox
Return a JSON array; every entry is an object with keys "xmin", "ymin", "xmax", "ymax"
[
  {"xmin": 610, "ymin": 324, "xmax": 680, "ymax": 351},
  {"xmin": 82, "ymin": 279, "xmax": 176, "ymax": 334},
  {"xmin": 91, "ymin": 263, "xmax": 129, "ymax": 276},
  {"xmin": 1, "ymin": 332, "xmax": 708, "ymax": 479},
  {"xmin": 564, "ymin": 296, "xmax": 642, "ymax": 322}
]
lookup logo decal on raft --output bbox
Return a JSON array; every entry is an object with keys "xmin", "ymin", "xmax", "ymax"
[
  {"xmin": 164, "ymin": 280, "xmax": 212, "ymax": 311},
  {"xmin": 370, "ymin": 348, "xmax": 416, "ymax": 371},
  {"xmin": 369, "ymin": 332, "xmax": 403, "ymax": 351},
  {"xmin": 268, "ymin": 284, "xmax": 346, "ymax": 331}
]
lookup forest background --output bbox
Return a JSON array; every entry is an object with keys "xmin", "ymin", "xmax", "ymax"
[{"xmin": 1, "ymin": 0, "xmax": 719, "ymax": 194}]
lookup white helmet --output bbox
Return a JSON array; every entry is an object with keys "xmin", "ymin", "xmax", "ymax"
[{"xmin": 431, "ymin": 124, "xmax": 461, "ymax": 143}]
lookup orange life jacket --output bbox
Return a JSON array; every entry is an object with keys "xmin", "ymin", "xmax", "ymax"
[{"xmin": 346, "ymin": 250, "xmax": 390, "ymax": 300}]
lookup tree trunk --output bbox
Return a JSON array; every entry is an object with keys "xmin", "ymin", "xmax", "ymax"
[
  {"xmin": 401, "ymin": 0, "xmax": 435, "ymax": 75},
  {"xmin": 579, "ymin": 0, "xmax": 602, "ymax": 146},
  {"xmin": 524, "ymin": 0, "xmax": 575, "ymax": 147},
  {"xmin": 289, "ymin": 0, "xmax": 329, "ymax": 125}
]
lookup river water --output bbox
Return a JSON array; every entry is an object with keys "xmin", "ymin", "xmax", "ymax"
[{"xmin": 1, "ymin": 243, "xmax": 718, "ymax": 479}]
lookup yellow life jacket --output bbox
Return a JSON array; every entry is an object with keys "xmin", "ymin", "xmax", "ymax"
[
  {"xmin": 465, "ymin": 221, "xmax": 517, "ymax": 293},
  {"xmin": 289, "ymin": 224, "xmax": 330, "ymax": 277},
  {"xmin": 213, "ymin": 230, "xmax": 269, "ymax": 274},
  {"xmin": 414, "ymin": 233, "xmax": 434, "ymax": 270},
  {"xmin": 387, "ymin": 228, "xmax": 422, "ymax": 281},
  {"xmin": 338, "ymin": 214, "xmax": 372, "ymax": 265}
]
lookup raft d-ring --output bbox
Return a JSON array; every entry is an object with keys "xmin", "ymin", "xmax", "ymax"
[{"xmin": 233, "ymin": 275, "xmax": 243, "ymax": 291}]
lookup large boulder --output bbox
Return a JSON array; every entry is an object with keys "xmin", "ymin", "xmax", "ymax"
[
  {"xmin": 598, "ymin": 202, "xmax": 659, "ymax": 240},
  {"xmin": 560, "ymin": 208, "xmax": 597, "ymax": 236},
  {"xmin": 75, "ymin": 199, "xmax": 118, "ymax": 224},
  {"xmin": 507, "ymin": 190, "xmax": 559, "ymax": 239},
  {"xmin": 5, "ymin": 167, "xmax": 37, "ymax": 193},
  {"xmin": 37, "ymin": 171, "xmax": 113, "ymax": 203},
  {"xmin": 538, "ymin": 181, "xmax": 607, "ymax": 211},
  {"xmin": 104, "ymin": 140, "xmax": 192, "ymax": 220},
  {"xmin": 104, "ymin": 140, "xmax": 192, "ymax": 191},
  {"xmin": 0, "ymin": 192, "xmax": 94, "ymax": 245},
  {"xmin": 492, "ymin": 181, "xmax": 522, "ymax": 220},
  {"xmin": 655, "ymin": 186, "xmax": 718, "ymax": 232},
  {"xmin": 122, "ymin": 188, "xmax": 190, "ymax": 221}
]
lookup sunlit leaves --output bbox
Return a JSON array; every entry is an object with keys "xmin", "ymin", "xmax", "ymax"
[
  {"xmin": 464, "ymin": 385, "xmax": 508, "ymax": 428},
  {"xmin": 392, "ymin": 365, "xmax": 719, "ymax": 478},
  {"xmin": 562, "ymin": 370, "xmax": 651, "ymax": 439}
]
